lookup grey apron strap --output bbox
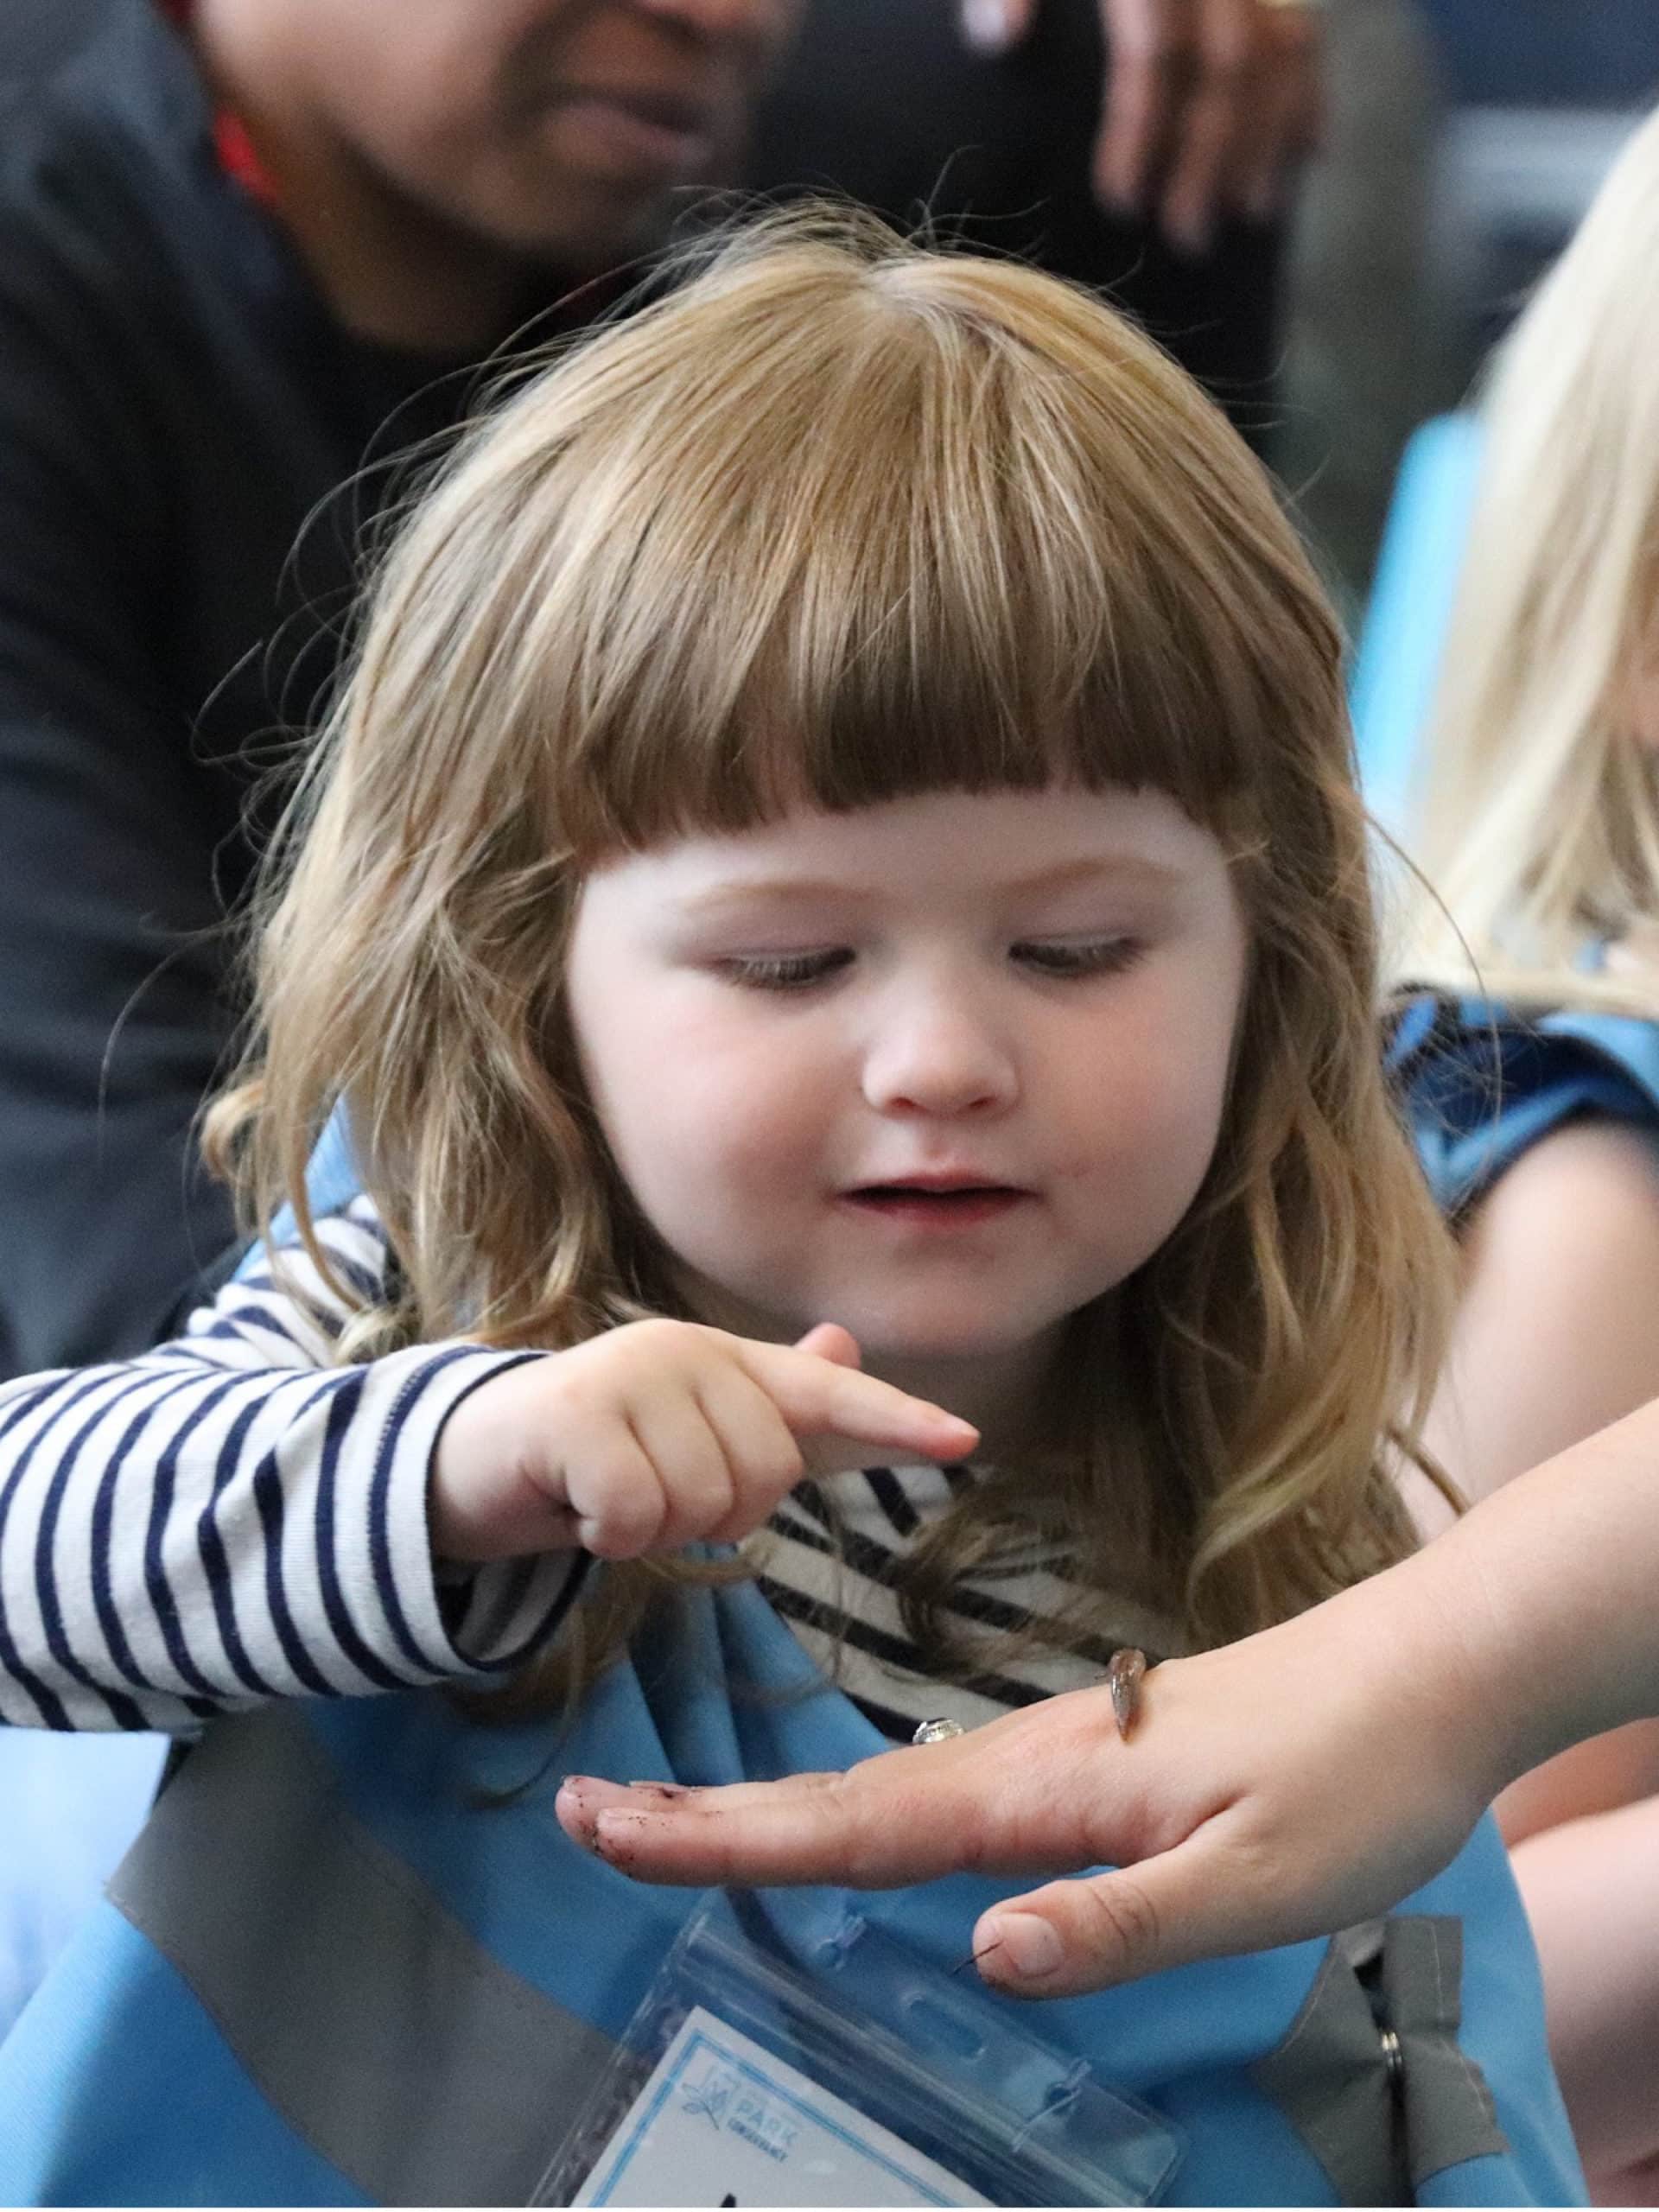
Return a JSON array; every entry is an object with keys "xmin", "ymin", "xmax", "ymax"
[
  {"xmin": 1251, "ymin": 1929, "xmax": 1408, "ymax": 2207},
  {"xmin": 1251, "ymin": 1916, "xmax": 1510, "ymax": 2207},
  {"xmin": 1383, "ymin": 1916, "xmax": 1509, "ymax": 2190},
  {"xmin": 107, "ymin": 1707, "xmax": 617, "ymax": 2207}
]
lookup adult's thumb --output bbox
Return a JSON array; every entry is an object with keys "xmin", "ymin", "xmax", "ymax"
[{"xmin": 970, "ymin": 1854, "xmax": 1221, "ymax": 1999}]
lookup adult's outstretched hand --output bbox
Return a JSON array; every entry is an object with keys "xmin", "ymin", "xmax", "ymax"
[
  {"xmin": 961, "ymin": 0, "xmax": 1325, "ymax": 253},
  {"xmin": 556, "ymin": 1559, "xmax": 1502, "ymax": 1999}
]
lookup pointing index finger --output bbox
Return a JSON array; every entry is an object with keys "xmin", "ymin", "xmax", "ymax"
[{"xmin": 739, "ymin": 1341, "xmax": 979, "ymax": 1463}]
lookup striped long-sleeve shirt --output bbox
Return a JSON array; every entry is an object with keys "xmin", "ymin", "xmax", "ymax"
[{"xmin": 0, "ymin": 1201, "xmax": 1175, "ymax": 1736}]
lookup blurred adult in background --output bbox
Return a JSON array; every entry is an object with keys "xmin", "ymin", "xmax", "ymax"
[{"xmin": 0, "ymin": 0, "xmax": 1318, "ymax": 1382}]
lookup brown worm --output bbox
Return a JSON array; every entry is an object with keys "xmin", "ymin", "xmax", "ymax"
[{"xmin": 1106, "ymin": 1646, "xmax": 1148, "ymax": 1740}]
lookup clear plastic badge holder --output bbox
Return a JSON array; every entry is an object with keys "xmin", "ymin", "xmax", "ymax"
[{"xmin": 538, "ymin": 1891, "xmax": 1185, "ymax": 2207}]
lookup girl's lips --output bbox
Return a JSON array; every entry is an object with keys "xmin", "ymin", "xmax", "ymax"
[{"xmin": 839, "ymin": 1186, "xmax": 1031, "ymax": 1230}]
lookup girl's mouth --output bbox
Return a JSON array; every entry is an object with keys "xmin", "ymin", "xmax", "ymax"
[{"xmin": 840, "ymin": 1185, "xmax": 1031, "ymax": 1230}]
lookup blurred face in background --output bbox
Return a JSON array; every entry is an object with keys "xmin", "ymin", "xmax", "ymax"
[{"xmin": 219, "ymin": 0, "xmax": 800, "ymax": 274}]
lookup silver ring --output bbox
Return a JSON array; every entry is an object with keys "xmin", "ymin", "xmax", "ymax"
[{"xmin": 912, "ymin": 1716, "xmax": 965, "ymax": 1745}]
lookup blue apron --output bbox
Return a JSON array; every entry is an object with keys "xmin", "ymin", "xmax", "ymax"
[
  {"xmin": 1393, "ymin": 992, "xmax": 1659, "ymax": 1216},
  {"xmin": 0, "ymin": 1574, "xmax": 1584, "ymax": 2205}
]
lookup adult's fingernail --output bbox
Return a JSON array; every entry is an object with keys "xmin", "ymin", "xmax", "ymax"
[
  {"xmin": 591, "ymin": 1809, "xmax": 645, "ymax": 1869},
  {"xmin": 1095, "ymin": 172, "xmax": 1144, "ymax": 221},
  {"xmin": 559, "ymin": 1774, "xmax": 629, "ymax": 1808},
  {"xmin": 1170, "ymin": 214, "xmax": 1214, "ymax": 259},
  {"xmin": 556, "ymin": 1777, "xmax": 603, "ymax": 1851},
  {"xmin": 962, "ymin": 0, "xmax": 1012, "ymax": 54},
  {"xmin": 979, "ymin": 1913, "xmax": 1063, "ymax": 1979}
]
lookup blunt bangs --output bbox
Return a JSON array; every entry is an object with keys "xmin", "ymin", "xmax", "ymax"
[{"xmin": 423, "ymin": 224, "xmax": 1341, "ymax": 861}]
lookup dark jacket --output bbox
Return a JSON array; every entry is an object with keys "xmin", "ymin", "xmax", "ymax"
[{"xmin": 0, "ymin": 1, "xmax": 506, "ymax": 1375}]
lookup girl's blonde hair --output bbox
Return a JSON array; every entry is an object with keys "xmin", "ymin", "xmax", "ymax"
[
  {"xmin": 1402, "ymin": 105, "xmax": 1659, "ymax": 1009},
  {"xmin": 210, "ymin": 209, "xmax": 1452, "ymax": 1701}
]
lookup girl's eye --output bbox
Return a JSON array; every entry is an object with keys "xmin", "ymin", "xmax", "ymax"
[
  {"xmin": 721, "ymin": 949, "xmax": 855, "ymax": 992},
  {"xmin": 1013, "ymin": 937, "xmax": 1145, "ymax": 979}
]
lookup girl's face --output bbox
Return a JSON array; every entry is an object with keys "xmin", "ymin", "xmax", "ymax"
[{"xmin": 566, "ymin": 785, "xmax": 1248, "ymax": 1438}]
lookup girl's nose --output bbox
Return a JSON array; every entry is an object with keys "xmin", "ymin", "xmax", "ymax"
[{"xmin": 861, "ymin": 1005, "xmax": 1020, "ymax": 1119}]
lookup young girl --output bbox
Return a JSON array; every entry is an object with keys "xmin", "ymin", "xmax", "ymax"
[
  {"xmin": 0, "ymin": 213, "xmax": 1579, "ymax": 2205},
  {"xmin": 1390, "ymin": 104, "xmax": 1659, "ymax": 2204}
]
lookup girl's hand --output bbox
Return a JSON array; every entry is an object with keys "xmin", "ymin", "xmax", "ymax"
[
  {"xmin": 556, "ymin": 1561, "xmax": 1502, "ymax": 1998},
  {"xmin": 429, "ymin": 1319, "xmax": 977, "ymax": 1563}
]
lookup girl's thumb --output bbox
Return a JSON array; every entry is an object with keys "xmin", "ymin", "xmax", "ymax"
[{"xmin": 793, "ymin": 1322, "xmax": 862, "ymax": 1369}]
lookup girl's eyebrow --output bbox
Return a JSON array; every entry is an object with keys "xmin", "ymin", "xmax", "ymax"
[
  {"xmin": 677, "ymin": 855, "xmax": 1186, "ymax": 915},
  {"xmin": 677, "ymin": 878, "xmax": 877, "ymax": 914}
]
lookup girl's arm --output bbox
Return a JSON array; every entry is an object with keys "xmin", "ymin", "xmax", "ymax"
[
  {"xmin": 558, "ymin": 1395, "xmax": 1659, "ymax": 1993},
  {"xmin": 0, "ymin": 1199, "xmax": 568, "ymax": 1732},
  {"xmin": 0, "ymin": 1206, "xmax": 976, "ymax": 1734}
]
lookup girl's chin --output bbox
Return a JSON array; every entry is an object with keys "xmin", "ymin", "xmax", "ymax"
[{"xmin": 844, "ymin": 1320, "xmax": 1065, "ymax": 1392}]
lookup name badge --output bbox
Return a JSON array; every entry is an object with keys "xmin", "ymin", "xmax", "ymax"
[
  {"xmin": 542, "ymin": 1895, "xmax": 1184, "ymax": 2208},
  {"xmin": 575, "ymin": 2004, "xmax": 988, "ymax": 2207}
]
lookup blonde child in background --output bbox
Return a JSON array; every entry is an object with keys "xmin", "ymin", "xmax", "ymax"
[
  {"xmin": 0, "ymin": 213, "xmax": 1579, "ymax": 2204},
  {"xmin": 1393, "ymin": 102, "xmax": 1659, "ymax": 2203}
]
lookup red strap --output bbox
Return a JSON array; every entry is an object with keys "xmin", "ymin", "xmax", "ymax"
[
  {"xmin": 212, "ymin": 110, "xmax": 279, "ymax": 207},
  {"xmin": 156, "ymin": 0, "xmax": 280, "ymax": 207}
]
